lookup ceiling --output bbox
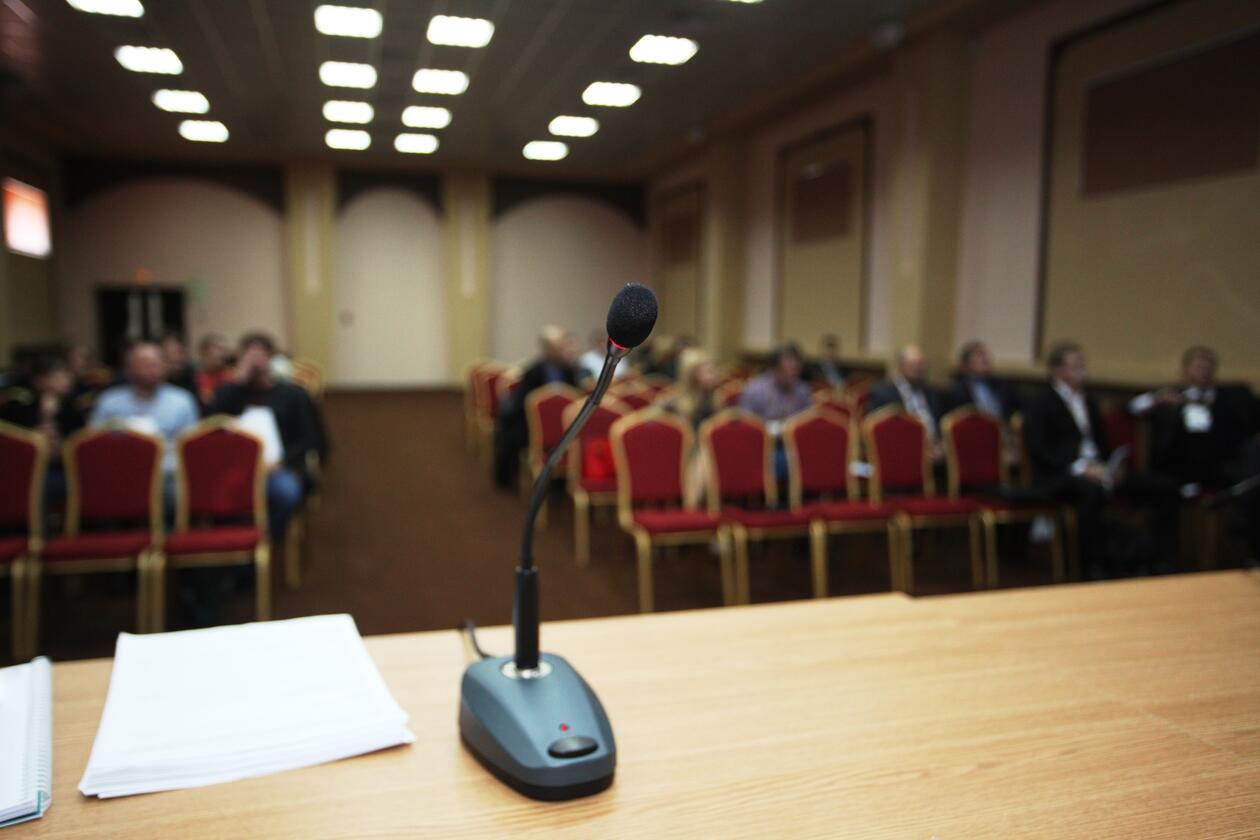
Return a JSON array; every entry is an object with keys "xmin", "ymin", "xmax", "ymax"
[{"xmin": 0, "ymin": 0, "xmax": 938, "ymax": 179}]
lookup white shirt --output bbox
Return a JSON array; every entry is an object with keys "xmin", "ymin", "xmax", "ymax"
[
  {"xmin": 893, "ymin": 376, "xmax": 937, "ymax": 440},
  {"xmin": 1052, "ymin": 378, "xmax": 1099, "ymax": 471}
]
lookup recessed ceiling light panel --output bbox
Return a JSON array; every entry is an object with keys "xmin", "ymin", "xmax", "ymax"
[
  {"xmin": 412, "ymin": 68, "xmax": 469, "ymax": 95},
  {"xmin": 426, "ymin": 15, "xmax": 494, "ymax": 48},
  {"xmin": 326, "ymin": 128, "xmax": 371, "ymax": 150},
  {"xmin": 581, "ymin": 82, "xmax": 640, "ymax": 107},
  {"xmin": 115, "ymin": 46, "xmax": 182, "ymax": 75},
  {"xmin": 395, "ymin": 133, "xmax": 439, "ymax": 154},
  {"xmin": 548, "ymin": 116, "xmax": 599, "ymax": 137},
  {"xmin": 319, "ymin": 61, "xmax": 377, "ymax": 89},
  {"xmin": 152, "ymin": 89, "xmax": 209, "ymax": 113},
  {"xmin": 67, "ymin": 0, "xmax": 143, "ymax": 17},
  {"xmin": 323, "ymin": 100, "xmax": 374, "ymax": 123},
  {"xmin": 314, "ymin": 5, "xmax": 383, "ymax": 38},
  {"xmin": 401, "ymin": 106, "xmax": 452, "ymax": 129},
  {"xmin": 178, "ymin": 120, "xmax": 228, "ymax": 143},
  {"xmin": 523, "ymin": 141, "xmax": 568, "ymax": 161},
  {"xmin": 629, "ymin": 35, "xmax": 698, "ymax": 65}
]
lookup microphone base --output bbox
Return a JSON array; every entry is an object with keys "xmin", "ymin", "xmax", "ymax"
[{"xmin": 459, "ymin": 652, "xmax": 616, "ymax": 801}]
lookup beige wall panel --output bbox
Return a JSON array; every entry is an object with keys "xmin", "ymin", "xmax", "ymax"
[
  {"xmin": 1043, "ymin": 0, "xmax": 1260, "ymax": 384},
  {"xmin": 656, "ymin": 185, "xmax": 703, "ymax": 342},
  {"xmin": 333, "ymin": 188, "xmax": 446, "ymax": 385}
]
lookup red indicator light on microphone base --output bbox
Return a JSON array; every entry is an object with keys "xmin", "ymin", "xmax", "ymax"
[{"xmin": 559, "ymin": 723, "xmax": 569, "ymax": 732}]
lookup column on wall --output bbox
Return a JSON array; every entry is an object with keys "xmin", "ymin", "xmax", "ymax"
[
  {"xmin": 699, "ymin": 141, "xmax": 746, "ymax": 362},
  {"xmin": 284, "ymin": 165, "xmax": 336, "ymax": 370},
  {"xmin": 441, "ymin": 173, "xmax": 491, "ymax": 382},
  {"xmin": 886, "ymin": 30, "xmax": 969, "ymax": 371}
]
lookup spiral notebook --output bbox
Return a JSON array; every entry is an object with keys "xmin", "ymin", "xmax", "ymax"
[{"xmin": 0, "ymin": 657, "xmax": 53, "ymax": 829}]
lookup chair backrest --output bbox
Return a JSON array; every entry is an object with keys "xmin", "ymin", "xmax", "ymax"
[
  {"xmin": 563, "ymin": 398, "xmax": 627, "ymax": 490},
  {"xmin": 617, "ymin": 388, "xmax": 654, "ymax": 411},
  {"xmin": 782, "ymin": 408, "xmax": 854, "ymax": 508},
  {"xmin": 845, "ymin": 383, "xmax": 871, "ymax": 417},
  {"xmin": 525, "ymin": 383, "xmax": 581, "ymax": 469},
  {"xmin": 700, "ymin": 410, "xmax": 774, "ymax": 513},
  {"xmin": 941, "ymin": 408, "xmax": 1004, "ymax": 497},
  {"xmin": 176, "ymin": 419, "xmax": 266, "ymax": 531},
  {"xmin": 495, "ymin": 370, "xmax": 522, "ymax": 411},
  {"xmin": 63, "ymin": 427, "xmax": 162, "ymax": 536},
  {"xmin": 1100, "ymin": 403, "xmax": 1145, "ymax": 469},
  {"xmin": 715, "ymin": 381, "xmax": 744, "ymax": 409},
  {"xmin": 290, "ymin": 358, "xmax": 325, "ymax": 400},
  {"xmin": 610, "ymin": 410, "xmax": 691, "ymax": 525},
  {"xmin": 862, "ymin": 407, "xmax": 931, "ymax": 502},
  {"xmin": 473, "ymin": 364, "xmax": 508, "ymax": 423},
  {"xmin": 811, "ymin": 391, "xmax": 853, "ymax": 426},
  {"xmin": 0, "ymin": 420, "xmax": 48, "ymax": 537},
  {"xmin": 638, "ymin": 375, "xmax": 674, "ymax": 399}
]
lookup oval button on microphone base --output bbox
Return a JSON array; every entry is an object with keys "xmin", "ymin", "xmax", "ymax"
[{"xmin": 547, "ymin": 736, "xmax": 598, "ymax": 759}]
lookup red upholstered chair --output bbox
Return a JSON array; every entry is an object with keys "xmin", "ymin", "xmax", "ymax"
[
  {"xmin": 845, "ymin": 382, "xmax": 872, "ymax": 418},
  {"xmin": 610, "ymin": 410, "xmax": 732, "ymax": 613},
  {"xmin": 714, "ymin": 381, "xmax": 744, "ymax": 409},
  {"xmin": 861, "ymin": 407, "xmax": 983, "ymax": 594},
  {"xmin": 1099, "ymin": 403, "xmax": 1148, "ymax": 470},
  {"xmin": 637, "ymin": 375, "xmax": 674, "ymax": 400},
  {"xmin": 523, "ymin": 383, "xmax": 582, "ymax": 518},
  {"xmin": 941, "ymin": 408, "xmax": 1069, "ymax": 587},
  {"xmin": 700, "ymin": 410, "xmax": 813, "ymax": 605},
  {"xmin": 565, "ymin": 398, "xmax": 627, "ymax": 567},
  {"xmin": 0, "ymin": 421, "xmax": 47, "ymax": 660},
  {"xmin": 28, "ymin": 427, "xmax": 161, "ymax": 653},
  {"xmin": 148, "ymin": 419, "xmax": 270, "ymax": 631},
  {"xmin": 811, "ymin": 391, "xmax": 854, "ymax": 428},
  {"xmin": 470, "ymin": 362, "xmax": 508, "ymax": 463},
  {"xmin": 781, "ymin": 408, "xmax": 900, "ymax": 596},
  {"xmin": 616, "ymin": 388, "xmax": 654, "ymax": 412}
]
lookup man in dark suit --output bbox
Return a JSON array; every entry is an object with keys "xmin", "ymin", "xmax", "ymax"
[
  {"xmin": 1024, "ymin": 341, "xmax": 1180, "ymax": 578},
  {"xmin": 944, "ymin": 340, "xmax": 1018, "ymax": 420},
  {"xmin": 493, "ymin": 325, "xmax": 579, "ymax": 488},
  {"xmin": 803, "ymin": 335, "xmax": 847, "ymax": 390},
  {"xmin": 1130, "ymin": 346, "xmax": 1260, "ymax": 560},
  {"xmin": 868, "ymin": 344, "xmax": 944, "ymax": 460}
]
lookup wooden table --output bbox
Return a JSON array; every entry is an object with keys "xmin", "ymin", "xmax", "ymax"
[{"xmin": 14, "ymin": 571, "xmax": 1260, "ymax": 838}]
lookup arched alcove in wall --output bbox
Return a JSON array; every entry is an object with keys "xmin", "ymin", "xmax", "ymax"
[
  {"xmin": 490, "ymin": 196, "xmax": 650, "ymax": 364},
  {"xmin": 334, "ymin": 187, "xmax": 447, "ymax": 385}
]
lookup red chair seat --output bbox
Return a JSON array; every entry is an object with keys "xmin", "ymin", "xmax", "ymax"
[
  {"xmin": 579, "ymin": 475, "xmax": 618, "ymax": 495},
  {"xmin": 888, "ymin": 497, "xmax": 979, "ymax": 517},
  {"xmin": 721, "ymin": 507, "xmax": 813, "ymax": 529},
  {"xmin": 970, "ymin": 496, "xmax": 1055, "ymax": 513},
  {"xmin": 632, "ymin": 510, "xmax": 721, "ymax": 535},
  {"xmin": 0, "ymin": 537, "xmax": 27, "ymax": 563},
  {"xmin": 806, "ymin": 501, "xmax": 895, "ymax": 522},
  {"xmin": 165, "ymin": 526, "xmax": 264, "ymax": 555},
  {"xmin": 41, "ymin": 531, "xmax": 152, "ymax": 561}
]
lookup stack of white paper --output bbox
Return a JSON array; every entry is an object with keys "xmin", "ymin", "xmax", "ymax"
[
  {"xmin": 0, "ymin": 658, "xmax": 53, "ymax": 827},
  {"xmin": 79, "ymin": 615, "xmax": 414, "ymax": 798}
]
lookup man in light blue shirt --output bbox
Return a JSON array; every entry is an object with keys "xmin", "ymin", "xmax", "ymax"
[{"xmin": 90, "ymin": 341, "xmax": 200, "ymax": 475}]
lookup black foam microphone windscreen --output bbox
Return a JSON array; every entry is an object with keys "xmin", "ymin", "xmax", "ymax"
[{"xmin": 606, "ymin": 283, "xmax": 659, "ymax": 350}]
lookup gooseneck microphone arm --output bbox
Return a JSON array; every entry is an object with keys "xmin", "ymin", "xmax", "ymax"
[{"xmin": 514, "ymin": 342, "xmax": 627, "ymax": 671}]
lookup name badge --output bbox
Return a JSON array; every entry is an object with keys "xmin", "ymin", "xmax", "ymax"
[{"xmin": 1183, "ymin": 403, "xmax": 1212, "ymax": 433}]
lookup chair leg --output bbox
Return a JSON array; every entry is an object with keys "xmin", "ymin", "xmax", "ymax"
[
  {"xmin": 256, "ymin": 543, "xmax": 273, "ymax": 621},
  {"xmin": 285, "ymin": 514, "xmax": 303, "ymax": 589},
  {"xmin": 10, "ymin": 559, "xmax": 26, "ymax": 662},
  {"xmin": 899, "ymin": 517, "xmax": 916, "ymax": 595},
  {"xmin": 573, "ymin": 493, "xmax": 590, "ymax": 567},
  {"xmin": 1062, "ymin": 508, "xmax": 1080, "ymax": 581},
  {"xmin": 729, "ymin": 526, "xmax": 747, "ymax": 606},
  {"xmin": 1199, "ymin": 509, "xmax": 1219, "ymax": 571},
  {"xmin": 633, "ymin": 531, "xmax": 654, "ymax": 613},
  {"xmin": 809, "ymin": 521, "xmax": 828, "ymax": 599},
  {"xmin": 1049, "ymin": 516, "xmax": 1065, "ymax": 583},
  {"xmin": 148, "ymin": 550, "xmax": 167, "ymax": 633},
  {"xmin": 25, "ymin": 559, "xmax": 42, "ymax": 659},
  {"xmin": 968, "ymin": 517, "xmax": 984, "ymax": 590},
  {"xmin": 135, "ymin": 551, "xmax": 149, "ymax": 634},
  {"xmin": 981, "ymin": 513, "xmax": 999, "ymax": 589},
  {"xmin": 885, "ymin": 521, "xmax": 901, "ymax": 592}
]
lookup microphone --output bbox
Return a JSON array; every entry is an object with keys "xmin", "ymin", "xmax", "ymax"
[{"xmin": 459, "ymin": 283, "xmax": 658, "ymax": 801}]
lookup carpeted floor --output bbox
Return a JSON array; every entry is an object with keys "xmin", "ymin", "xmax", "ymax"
[{"xmin": 9, "ymin": 389, "xmax": 1080, "ymax": 664}]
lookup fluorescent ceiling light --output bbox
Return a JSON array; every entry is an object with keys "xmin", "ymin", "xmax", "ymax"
[
  {"xmin": 401, "ymin": 105, "xmax": 452, "ymax": 129},
  {"xmin": 323, "ymin": 100, "xmax": 374, "ymax": 123},
  {"xmin": 412, "ymin": 68, "xmax": 469, "ymax": 95},
  {"xmin": 178, "ymin": 120, "xmax": 229, "ymax": 143},
  {"xmin": 152, "ymin": 89, "xmax": 209, "ymax": 114},
  {"xmin": 326, "ymin": 128, "xmax": 371, "ymax": 150},
  {"xmin": 395, "ymin": 133, "xmax": 439, "ymax": 154},
  {"xmin": 115, "ymin": 46, "xmax": 182, "ymax": 75},
  {"xmin": 548, "ymin": 115, "xmax": 598, "ymax": 138},
  {"xmin": 319, "ymin": 61, "xmax": 376, "ymax": 89},
  {"xmin": 722, "ymin": 0, "xmax": 763, "ymax": 3},
  {"xmin": 66, "ymin": 0, "xmax": 143, "ymax": 16},
  {"xmin": 629, "ymin": 35, "xmax": 698, "ymax": 66},
  {"xmin": 426, "ymin": 15, "xmax": 494, "ymax": 48},
  {"xmin": 523, "ymin": 141, "xmax": 568, "ymax": 161},
  {"xmin": 314, "ymin": 5, "xmax": 382, "ymax": 38},
  {"xmin": 581, "ymin": 82, "xmax": 640, "ymax": 108}
]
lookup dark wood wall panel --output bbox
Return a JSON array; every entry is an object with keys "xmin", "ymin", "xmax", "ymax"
[{"xmin": 791, "ymin": 162, "xmax": 853, "ymax": 242}]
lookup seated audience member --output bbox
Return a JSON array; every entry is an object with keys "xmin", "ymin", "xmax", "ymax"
[
  {"xmin": 493, "ymin": 326, "xmax": 579, "ymax": 488},
  {"xmin": 1130, "ymin": 345, "xmax": 1260, "ymax": 561},
  {"xmin": 195, "ymin": 333, "xmax": 234, "ymax": 406},
  {"xmin": 645, "ymin": 336, "xmax": 694, "ymax": 380},
  {"xmin": 868, "ymin": 345, "xmax": 944, "ymax": 457},
  {"xmin": 577, "ymin": 330, "xmax": 627, "ymax": 385},
  {"xmin": 664, "ymin": 348, "xmax": 719, "ymax": 430},
  {"xmin": 207, "ymin": 333, "xmax": 323, "ymax": 540},
  {"xmin": 1023, "ymin": 341, "xmax": 1180, "ymax": 578},
  {"xmin": 803, "ymin": 334, "xmax": 847, "ymax": 389},
  {"xmin": 0, "ymin": 355, "xmax": 86, "ymax": 514},
  {"xmin": 945, "ymin": 340, "xmax": 1018, "ymax": 420},
  {"xmin": 739, "ymin": 345, "xmax": 812, "ymax": 426},
  {"xmin": 160, "ymin": 331, "xmax": 198, "ymax": 398},
  {"xmin": 91, "ymin": 341, "xmax": 200, "ymax": 477}
]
